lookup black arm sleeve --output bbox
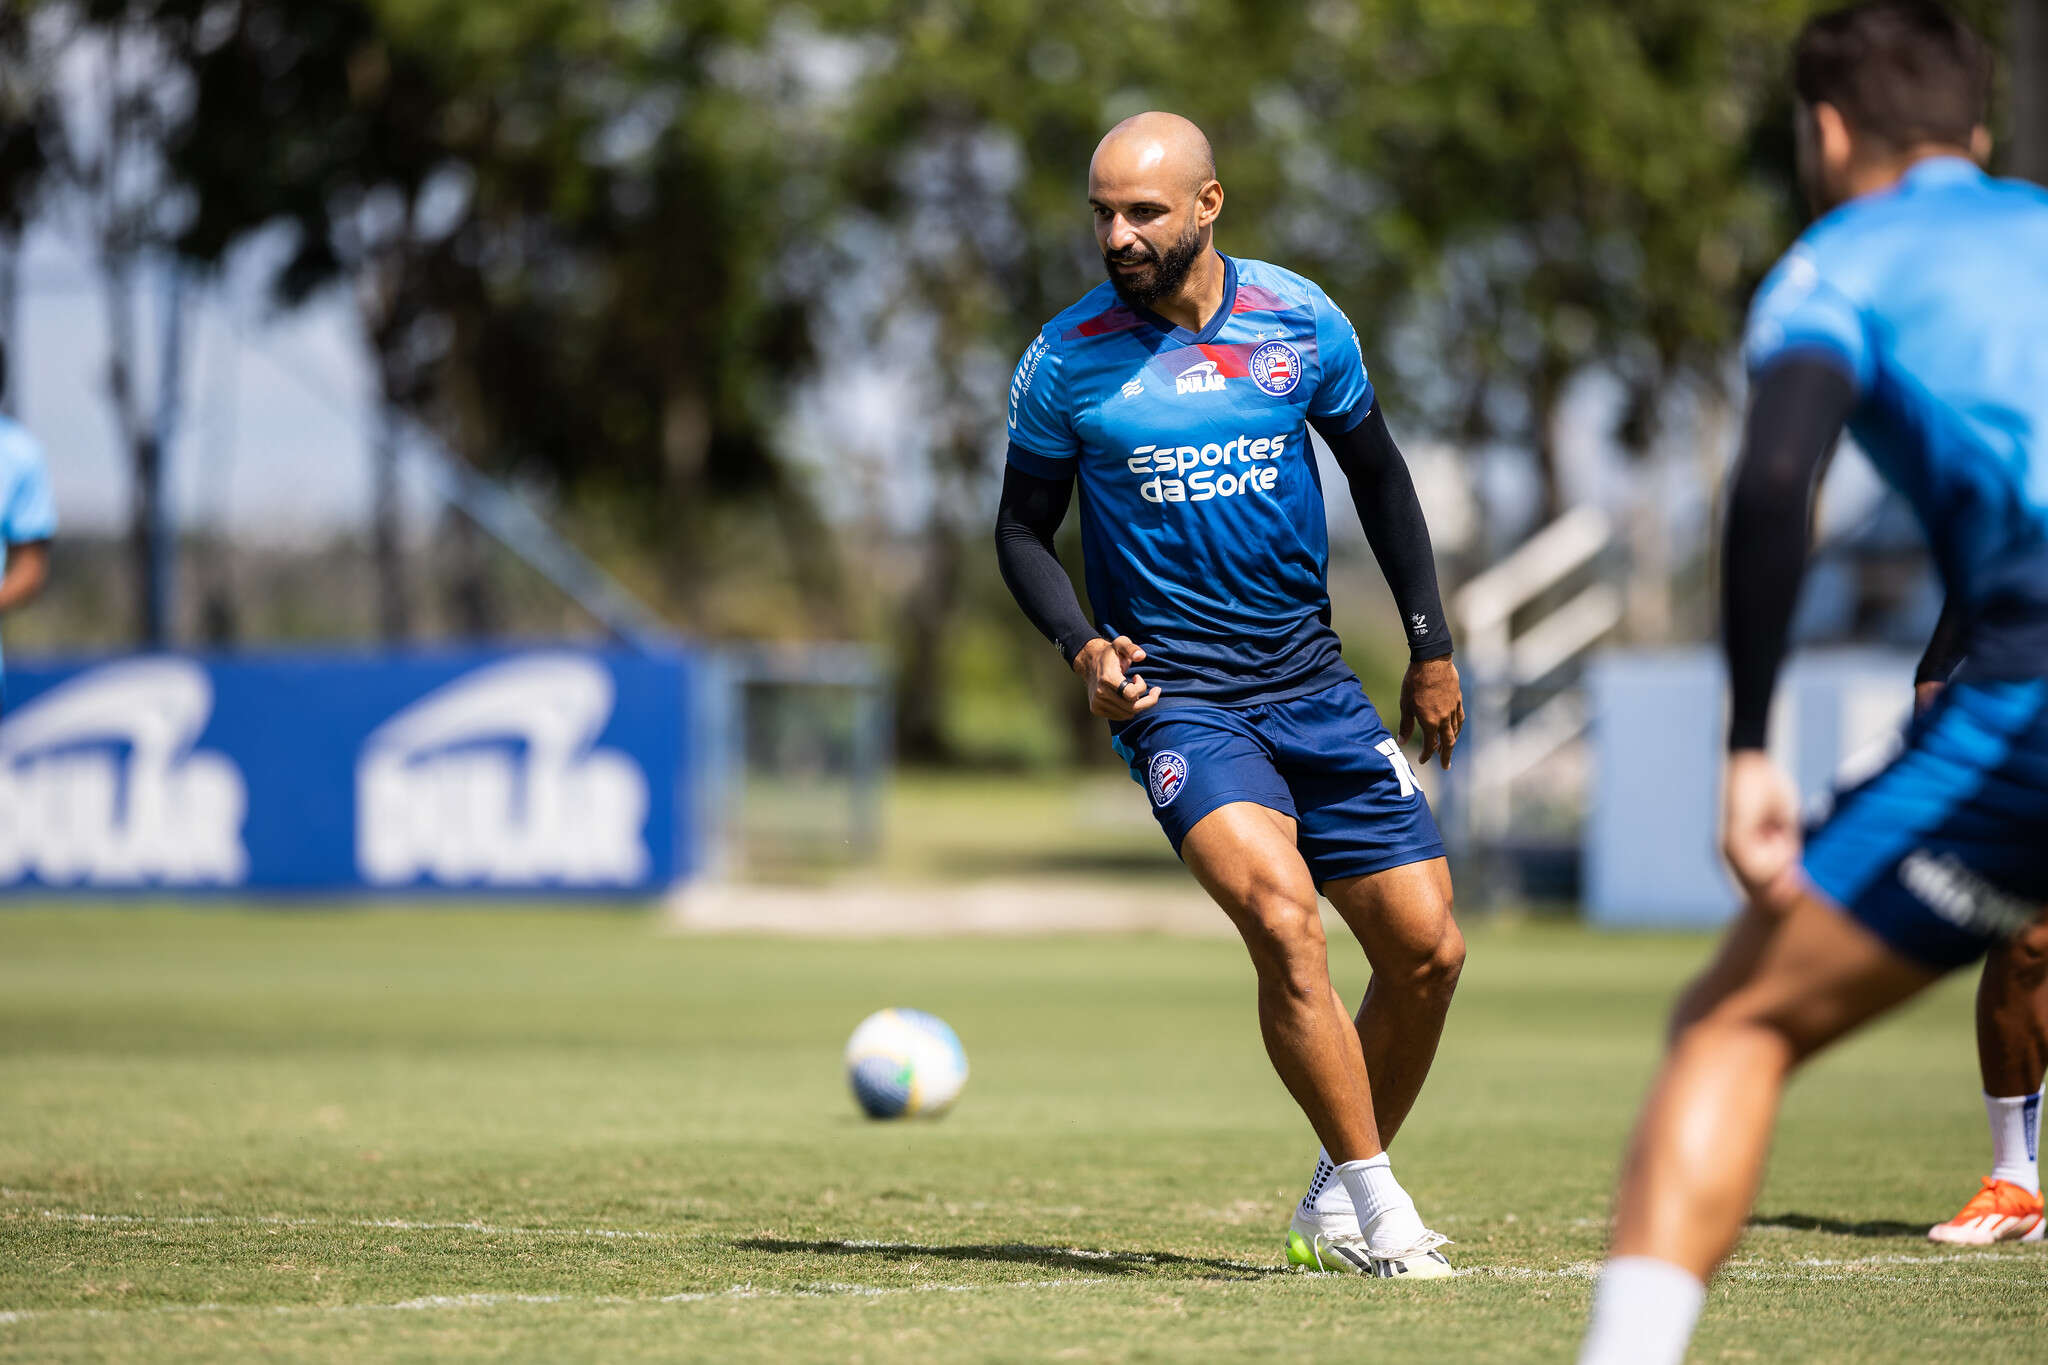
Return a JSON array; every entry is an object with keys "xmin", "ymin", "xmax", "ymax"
[
  {"xmin": 1313, "ymin": 404, "xmax": 1454, "ymax": 661},
  {"xmin": 1915, "ymin": 594, "xmax": 1969, "ymax": 686},
  {"xmin": 994, "ymin": 463, "xmax": 1103, "ymax": 666},
  {"xmin": 1721, "ymin": 357, "xmax": 1858, "ymax": 750}
]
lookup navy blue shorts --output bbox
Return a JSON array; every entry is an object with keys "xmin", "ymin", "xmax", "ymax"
[
  {"xmin": 1111, "ymin": 679, "xmax": 1446, "ymax": 887},
  {"xmin": 1805, "ymin": 678, "xmax": 2048, "ymax": 971}
]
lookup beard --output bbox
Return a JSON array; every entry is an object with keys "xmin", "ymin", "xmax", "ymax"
[{"xmin": 1103, "ymin": 222, "xmax": 1205, "ymax": 310}]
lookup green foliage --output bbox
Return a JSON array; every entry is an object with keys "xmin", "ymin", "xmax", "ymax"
[{"xmin": 161, "ymin": 0, "xmax": 856, "ymax": 626}]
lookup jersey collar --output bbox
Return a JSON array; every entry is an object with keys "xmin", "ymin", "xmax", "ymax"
[
  {"xmin": 1133, "ymin": 252, "xmax": 1237, "ymax": 346},
  {"xmin": 1900, "ymin": 155, "xmax": 1983, "ymax": 191}
]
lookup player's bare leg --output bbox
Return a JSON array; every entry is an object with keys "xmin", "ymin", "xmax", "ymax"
[
  {"xmin": 1612, "ymin": 886, "xmax": 1936, "ymax": 1273},
  {"xmin": 1976, "ymin": 935, "xmax": 2048, "ymax": 1096},
  {"xmin": 1181, "ymin": 801, "xmax": 1381, "ymax": 1161},
  {"xmin": 1182, "ymin": 800, "xmax": 1453, "ymax": 1276},
  {"xmin": 1579, "ymin": 885, "xmax": 1937, "ymax": 1364},
  {"xmin": 1325, "ymin": 856, "xmax": 1462, "ymax": 1146},
  {"xmin": 1928, "ymin": 925, "xmax": 2048, "ymax": 1243}
]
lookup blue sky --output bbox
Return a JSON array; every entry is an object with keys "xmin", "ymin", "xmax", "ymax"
[{"xmin": 10, "ymin": 221, "xmax": 433, "ymax": 542}]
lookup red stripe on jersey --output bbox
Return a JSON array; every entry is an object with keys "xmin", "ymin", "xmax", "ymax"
[
  {"xmin": 1194, "ymin": 342, "xmax": 1257, "ymax": 377},
  {"xmin": 1231, "ymin": 284, "xmax": 1293, "ymax": 315},
  {"xmin": 1063, "ymin": 306, "xmax": 1145, "ymax": 340}
]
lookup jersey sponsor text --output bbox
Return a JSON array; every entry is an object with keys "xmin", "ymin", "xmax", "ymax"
[{"xmin": 1126, "ymin": 432, "xmax": 1288, "ymax": 504}]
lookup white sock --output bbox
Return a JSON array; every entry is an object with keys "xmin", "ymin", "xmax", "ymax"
[
  {"xmin": 1301, "ymin": 1148, "xmax": 1350, "ymax": 1215},
  {"xmin": 1986, "ymin": 1090, "xmax": 2043, "ymax": 1194},
  {"xmin": 1578, "ymin": 1256, "xmax": 1707, "ymax": 1365},
  {"xmin": 1334, "ymin": 1153, "xmax": 1426, "ymax": 1252}
]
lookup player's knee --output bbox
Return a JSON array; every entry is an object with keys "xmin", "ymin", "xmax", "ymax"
[
  {"xmin": 1418, "ymin": 919, "xmax": 1466, "ymax": 997},
  {"xmin": 1665, "ymin": 987, "xmax": 1819, "ymax": 1070},
  {"xmin": 1380, "ymin": 904, "xmax": 1463, "ymax": 999},
  {"xmin": 1238, "ymin": 892, "xmax": 1327, "ymax": 992},
  {"xmin": 1995, "ymin": 923, "xmax": 2048, "ymax": 981}
]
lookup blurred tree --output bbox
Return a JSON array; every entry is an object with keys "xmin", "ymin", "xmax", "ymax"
[
  {"xmin": 0, "ymin": 7, "xmax": 58, "ymax": 405},
  {"xmin": 13, "ymin": 2, "xmax": 198, "ymax": 644},
  {"xmin": 165, "ymin": 0, "xmax": 858, "ymax": 637},
  {"xmin": 2013, "ymin": 0, "xmax": 2046, "ymax": 181}
]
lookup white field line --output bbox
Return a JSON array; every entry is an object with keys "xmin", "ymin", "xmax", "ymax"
[
  {"xmin": 19, "ymin": 1210, "xmax": 676, "ymax": 1242},
  {"xmin": 16, "ymin": 1211, "xmax": 2045, "ymax": 1277},
  {"xmin": 1464, "ymin": 1249, "xmax": 2046, "ymax": 1283},
  {"xmin": 3, "ymin": 1251, "xmax": 2038, "ymax": 1326},
  {"xmin": 0, "ymin": 1277, "xmax": 1120, "ymax": 1324},
  {"xmin": 16, "ymin": 1209, "xmax": 2045, "ymax": 1276},
  {"xmin": 5, "ymin": 1211, "xmax": 2043, "ymax": 1326}
]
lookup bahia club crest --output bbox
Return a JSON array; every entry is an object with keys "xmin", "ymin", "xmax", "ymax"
[
  {"xmin": 1148, "ymin": 750, "xmax": 1189, "ymax": 807},
  {"xmin": 1249, "ymin": 340, "xmax": 1301, "ymax": 396}
]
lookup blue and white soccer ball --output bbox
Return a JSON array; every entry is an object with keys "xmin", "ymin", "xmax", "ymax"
[{"xmin": 844, "ymin": 1009, "xmax": 969, "ymax": 1119}]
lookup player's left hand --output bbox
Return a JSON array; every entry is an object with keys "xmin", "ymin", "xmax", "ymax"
[
  {"xmin": 1720, "ymin": 749, "xmax": 1804, "ymax": 901},
  {"xmin": 1399, "ymin": 656, "xmax": 1463, "ymax": 769}
]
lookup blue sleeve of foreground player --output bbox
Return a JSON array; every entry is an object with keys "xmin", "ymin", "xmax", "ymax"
[
  {"xmin": 1005, "ymin": 330, "xmax": 1079, "ymax": 478},
  {"xmin": 0, "ymin": 429, "xmax": 57, "ymax": 543},
  {"xmin": 1743, "ymin": 244, "xmax": 1872, "ymax": 393}
]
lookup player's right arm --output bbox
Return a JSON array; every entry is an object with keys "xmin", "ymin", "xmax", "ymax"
[
  {"xmin": 1719, "ymin": 356, "xmax": 1856, "ymax": 896},
  {"xmin": 0, "ymin": 433, "xmax": 57, "ymax": 614},
  {"xmin": 1719, "ymin": 246, "xmax": 1868, "ymax": 894},
  {"xmin": 993, "ymin": 331, "xmax": 1158, "ymax": 720}
]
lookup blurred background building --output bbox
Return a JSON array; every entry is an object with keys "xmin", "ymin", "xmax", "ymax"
[{"xmin": 0, "ymin": 0, "xmax": 2039, "ymax": 916}]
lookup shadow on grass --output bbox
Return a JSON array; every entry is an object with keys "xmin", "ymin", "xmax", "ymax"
[
  {"xmin": 732, "ymin": 1236, "xmax": 1283, "ymax": 1280},
  {"xmin": 1749, "ymin": 1211, "xmax": 1929, "ymax": 1239},
  {"xmin": 922, "ymin": 850, "xmax": 1182, "ymax": 879}
]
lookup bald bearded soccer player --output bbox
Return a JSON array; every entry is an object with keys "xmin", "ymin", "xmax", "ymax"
[{"xmin": 994, "ymin": 112, "xmax": 1467, "ymax": 1277}]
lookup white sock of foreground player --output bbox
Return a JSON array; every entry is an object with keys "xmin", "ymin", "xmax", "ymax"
[
  {"xmin": 1333, "ymin": 1153, "xmax": 1427, "ymax": 1251},
  {"xmin": 1986, "ymin": 1089, "xmax": 2043, "ymax": 1193},
  {"xmin": 1578, "ymin": 1256, "xmax": 1706, "ymax": 1365}
]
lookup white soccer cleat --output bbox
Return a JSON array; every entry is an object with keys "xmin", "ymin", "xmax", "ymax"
[
  {"xmin": 1334, "ymin": 1228, "xmax": 1455, "ymax": 1279},
  {"xmin": 1364, "ymin": 1228, "xmax": 1456, "ymax": 1279},
  {"xmin": 1287, "ymin": 1212, "xmax": 1455, "ymax": 1278}
]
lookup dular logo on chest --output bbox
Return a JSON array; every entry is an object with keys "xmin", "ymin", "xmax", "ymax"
[{"xmin": 1175, "ymin": 360, "xmax": 1227, "ymax": 396}]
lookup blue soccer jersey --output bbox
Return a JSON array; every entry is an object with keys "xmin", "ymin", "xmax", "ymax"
[
  {"xmin": 1006, "ymin": 254, "xmax": 1374, "ymax": 707},
  {"xmin": 1744, "ymin": 157, "xmax": 2048, "ymax": 677},
  {"xmin": 1742, "ymin": 157, "xmax": 2048, "ymax": 970},
  {"xmin": 0, "ymin": 414, "xmax": 57, "ymax": 684}
]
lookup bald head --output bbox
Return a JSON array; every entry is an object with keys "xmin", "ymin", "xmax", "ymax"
[{"xmin": 1091, "ymin": 111, "xmax": 1216, "ymax": 195}]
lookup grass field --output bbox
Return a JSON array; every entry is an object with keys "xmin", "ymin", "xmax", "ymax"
[{"xmin": 3, "ymin": 907, "xmax": 2044, "ymax": 1362}]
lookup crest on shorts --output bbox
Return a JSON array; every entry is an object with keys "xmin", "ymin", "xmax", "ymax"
[
  {"xmin": 1148, "ymin": 750, "xmax": 1189, "ymax": 807},
  {"xmin": 1248, "ymin": 340, "xmax": 1301, "ymax": 397}
]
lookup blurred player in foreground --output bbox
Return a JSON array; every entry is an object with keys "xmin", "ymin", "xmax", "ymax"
[
  {"xmin": 994, "ymin": 113, "xmax": 1465, "ymax": 1277},
  {"xmin": 0, "ymin": 338, "xmax": 58, "ymax": 712},
  {"xmin": 1913, "ymin": 605, "xmax": 2048, "ymax": 1244},
  {"xmin": 1580, "ymin": 5, "xmax": 2048, "ymax": 1361}
]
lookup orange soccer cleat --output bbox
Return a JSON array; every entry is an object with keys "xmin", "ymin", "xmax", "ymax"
[{"xmin": 1927, "ymin": 1176, "xmax": 2045, "ymax": 1245}]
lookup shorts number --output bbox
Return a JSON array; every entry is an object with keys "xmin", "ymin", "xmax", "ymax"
[{"xmin": 1375, "ymin": 737, "xmax": 1418, "ymax": 797}]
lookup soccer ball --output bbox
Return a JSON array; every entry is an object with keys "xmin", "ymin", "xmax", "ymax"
[{"xmin": 844, "ymin": 1009, "xmax": 968, "ymax": 1119}]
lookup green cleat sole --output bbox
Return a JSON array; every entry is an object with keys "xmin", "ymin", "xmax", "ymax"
[{"xmin": 1286, "ymin": 1228, "xmax": 1324, "ymax": 1269}]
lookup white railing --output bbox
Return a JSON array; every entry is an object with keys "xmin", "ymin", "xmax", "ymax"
[{"xmin": 1451, "ymin": 506, "xmax": 1622, "ymax": 850}]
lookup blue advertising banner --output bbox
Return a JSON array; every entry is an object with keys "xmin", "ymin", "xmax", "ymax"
[{"xmin": 0, "ymin": 646, "xmax": 695, "ymax": 894}]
